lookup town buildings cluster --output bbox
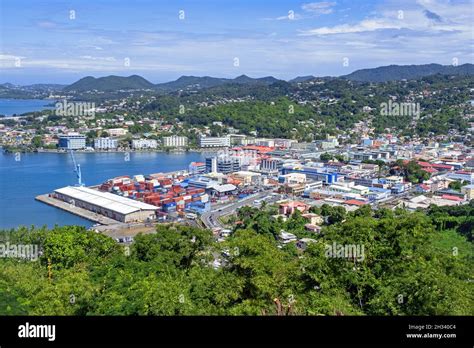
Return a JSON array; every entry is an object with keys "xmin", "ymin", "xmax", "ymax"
[{"xmin": 48, "ymin": 132, "xmax": 473, "ymax": 233}]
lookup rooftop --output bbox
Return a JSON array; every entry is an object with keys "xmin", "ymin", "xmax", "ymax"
[
  {"xmin": 345, "ymin": 199, "xmax": 367, "ymax": 206},
  {"xmin": 55, "ymin": 186, "xmax": 157, "ymax": 215}
]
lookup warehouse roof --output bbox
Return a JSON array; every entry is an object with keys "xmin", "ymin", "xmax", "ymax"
[
  {"xmin": 212, "ymin": 184, "xmax": 237, "ymax": 193},
  {"xmin": 55, "ymin": 186, "xmax": 157, "ymax": 215}
]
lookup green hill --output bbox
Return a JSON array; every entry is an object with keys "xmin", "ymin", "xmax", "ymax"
[
  {"xmin": 64, "ymin": 75, "xmax": 155, "ymax": 92},
  {"xmin": 343, "ymin": 63, "xmax": 474, "ymax": 82}
]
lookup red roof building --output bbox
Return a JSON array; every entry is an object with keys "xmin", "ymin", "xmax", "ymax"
[
  {"xmin": 279, "ymin": 201, "xmax": 310, "ymax": 215},
  {"xmin": 345, "ymin": 199, "xmax": 367, "ymax": 206},
  {"xmin": 431, "ymin": 163, "xmax": 454, "ymax": 171},
  {"xmin": 422, "ymin": 167, "xmax": 438, "ymax": 174},
  {"xmin": 419, "ymin": 184, "xmax": 430, "ymax": 191},
  {"xmin": 241, "ymin": 145, "xmax": 274, "ymax": 154},
  {"xmin": 416, "ymin": 161, "xmax": 453, "ymax": 171},
  {"xmin": 441, "ymin": 194, "xmax": 464, "ymax": 201}
]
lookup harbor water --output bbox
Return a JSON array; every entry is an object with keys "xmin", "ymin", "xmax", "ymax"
[{"xmin": 0, "ymin": 151, "xmax": 204, "ymax": 229}]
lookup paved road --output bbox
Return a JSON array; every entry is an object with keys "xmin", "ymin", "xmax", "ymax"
[
  {"xmin": 374, "ymin": 186, "xmax": 417, "ymax": 208},
  {"xmin": 200, "ymin": 190, "xmax": 276, "ymax": 229},
  {"xmin": 199, "ymin": 184, "xmax": 419, "ymax": 230}
]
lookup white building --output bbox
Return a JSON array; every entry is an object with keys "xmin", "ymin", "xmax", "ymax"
[
  {"xmin": 199, "ymin": 136, "xmax": 231, "ymax": 148},
  {"xmin": 163, "ymin": 135, "xmax": 188, "ymax": 148},
  {"xmin": 107, "ymin": 128, "xmax": 128, "ymax": 137},
  {"xmin": 132, "ymin": 139, "xmax": 158, "ymax": 149},
  {"xmin": 94, "ymin": 137, "xmax": 118, "ymax": 150},
  {"xmin": 59, "ymin": 133, "xmax": 86, "ymax": 150},
  {"xmin": 274, "ymin": 138, "xmax": 298, "ymax": 148},
  {"xmin": 279, "ymin": 173, "xmax": 307, "ymax": 184},
  {"xmin": 320, "ymin": 137, "xmax": 339, "ymax": 150},
  {"xmin": 260, "ymin": 158, "xmax": 283, "ymax": 173},
  {"xmin": 279, "ymin": 231, "xmax": 297, "ymax": 244},
  {"xmin": 255, "ymin": 138, "xmax": 275, "ymax": 147}
]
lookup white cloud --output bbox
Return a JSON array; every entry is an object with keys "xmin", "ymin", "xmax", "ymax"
[
  {"xmin": 300, "ymin": 0, "xmax": 472, "ymax": 36},
  {"xmin": 0, "ymin": 54, "xmax": 25, "ymax": 60},
  {"xmin": 79, "ymin": 55, "xmax": 116, "ymax": 62},
  {"xmin": 1, "ymin": 0, "xmax": 472, "ymax": 82},
  {"xmin": 300, "ymin": 19, "xmax": 401, "ymax": 35},
  {"xmin": 37, "ymin": 21, "xmax": 57, "ymax": 29},
  {"xmin": 301, "ymin": 2, "xmax": 336, "ymax": 14},
  {"xmin": 262, "ymin": 12, "xmax": 303, "ymax": 21}
]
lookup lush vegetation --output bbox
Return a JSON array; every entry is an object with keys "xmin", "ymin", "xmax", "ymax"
[
  {"xmin": 3, "ymin": 74, "xmax": 472, "ymax": 150},
  {"xmin": 139, "ymin": 74, "xmax": 474, "ymax": 141},
  {"xmin": 343, "ymin": 63, "xmax": 473, "ymax": 82},
  {"xmin": 64, "ymin": 75, "xmax": 155, "ymax": 92},
  {"xmin": 1, "ymin": 202, "xmax": 472, "ymax": 316},
  {"xmin": 390, "ymin": 160, "xmax": 430, "ymax": 184}
]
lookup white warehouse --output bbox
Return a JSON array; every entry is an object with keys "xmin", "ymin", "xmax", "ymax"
[{"xmin": 54, "ymin": 186, "xmax": 157, "ymax": 223}]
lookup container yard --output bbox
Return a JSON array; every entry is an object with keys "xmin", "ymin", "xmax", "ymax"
[
  {"xmin": 36, "ymin": 160, "xmax": 255, "ymax": 233},
  {"xmin": 97, "ymin": 171, "xmax": 212, "ymax": 217}
]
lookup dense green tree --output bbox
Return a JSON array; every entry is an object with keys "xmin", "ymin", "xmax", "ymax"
[
  {"xmin": 0, "ymin": 203, "xmax": 472, "ymax": 316},
  {"xmin": 320, "ymin": 153, "xmax": 334, "ymax": 162}
]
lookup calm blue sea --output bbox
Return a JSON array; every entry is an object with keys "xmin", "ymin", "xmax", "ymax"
[
  {"xmin": 0, "ymin": 152, "xmax": 204, "ymax": 229},
  {"xmin": 0, "ymin": 98, "xmax": 54, "ymax": 116}
]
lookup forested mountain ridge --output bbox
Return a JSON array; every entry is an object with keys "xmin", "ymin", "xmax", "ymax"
[{"xmin": 342, "ymin": 63, "xmax": 474, "ymax": 82}]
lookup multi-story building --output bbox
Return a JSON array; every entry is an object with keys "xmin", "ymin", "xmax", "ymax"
[
  {"xmin": 217, "ymin": 159, "xmax": 240, "ymax": 174},
  {"xmin": 274, "ymin": 138, "xmax": 298, "ymax": 148},
  {"xmin": 351, "ymin": 149, "xmax": 391, "ymax": 161},
  {"xmin": 199, "ymin": 136, "xmax": 230, "ymax": 148},
  {"xmin": 107, "ymin": 128, "xmax": 128, "ymax": 137},
  {"xmin": 231, "ymin": 171, "xmax": 262, "ymax": 185},
  {"xmin": 461, "ymin": 184, "xmax": 474, "ymax": 200},
  {"xmin": 163, "ymin": 135, "xmax": 188, "ymax": 148},
  {"xmin": 132, "ymin": 139, "xmax": 158, "ymax": 149},
  {"xmin": 206, "ymin": 157, "xmax": 218, "ymax": 173},
  {"xmin": 260, "ymin": 158, "xmax": 283, "ymax": 173},
  {"xmin": 205, "ymin": 156, "xmax": 240, "ymax": 174},
  {"xmin": 189, "ymin": 162, "xmax": 206, "ymax": 175},
  {"xmin": 303, "ymin": 181, "xmax": 324, "ymax": 196},
  {"xmin": 255, "ymin": 138, "xmax": 275, "ymax": 147},
  {"xmin": 94, "ymin": 137, "xmax": 118, "ymax": 150},
  {"xmin": 320, "ymin": 136, "xmax": 339, "ymax": 150},
  {"xmin": 58, "ymin": 133, "xmax": 86, "ymax": 150},
  {"xmin": 279, "ymin": 173, "xmax": 307, "ymax": 184},
  {"xmin": 229, "ymin": 134, "xmax": 247, "ymax": 145},
  {"xmin": 381, "ymin": 176, "xmax": 404, "ymax": 186},
  {"xmin": 282, "ymin": 165, "xmax": 339, "ymax": 184}
]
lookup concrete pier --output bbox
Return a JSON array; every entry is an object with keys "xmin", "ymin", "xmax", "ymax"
[{"xmin": 35, "ymin": 194, "xmax": 118, "ymax": 225}]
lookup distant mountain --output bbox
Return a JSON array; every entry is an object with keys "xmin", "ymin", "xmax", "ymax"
[
  {"xmin": 0, "ymin": 83, "xmax": 17, "ymax": 89},
  {"xmin": 62, "ymin": 74, "xmax": 282, "ymax": 93},
  {"xmin": 23, "ymin": 84, "xmax": 66, "ymax": 91},
  {"xmin": 64, "ymin": 75, "xmax": 155, "ymax": 92},
  {"xmin": 154, "ymin": 74, "xmax": 281, "ymax": 92},
  {"xmin": 342, "ymin": 63, "xmax": 474, "ymax": 82},
  {"xmin": 11, "ymin": 63, "xmax": 474, "ymax": 95},
  {"xmin": 289, "ymin": 75, "xmax": 316, "ymax": 83},
  {"xmin": 232, "ymin": 74, "xmax": 279, "ymax": 85},
  {"xmin": 153, "ymin": 76, "xmax": 229, "ymax": 92}
]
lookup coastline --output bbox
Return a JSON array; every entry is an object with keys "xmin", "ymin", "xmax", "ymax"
[{"xmin": 1, "ymin": 147, "xmax": 227, "ymax": 154}]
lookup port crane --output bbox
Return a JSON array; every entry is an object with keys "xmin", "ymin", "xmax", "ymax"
[{"xmin": 68, "ymin": 147, "xmax": 84, "ymax": 187}]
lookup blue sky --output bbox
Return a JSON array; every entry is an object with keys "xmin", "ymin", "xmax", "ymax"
[{"xmin": 1, "ymin": 0, "xmax": 473, "ymax": 84}]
